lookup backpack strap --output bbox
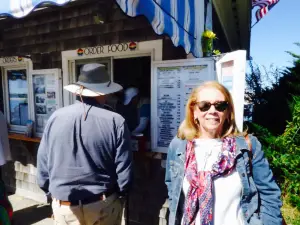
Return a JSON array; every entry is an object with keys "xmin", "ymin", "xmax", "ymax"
[
  {"xmin": 244, "ymin": 134, "xmax": 253, "ymax": 176},
  {"xmin": 245, "ymin": 134, "xmax": 252, "ymax": 152}
]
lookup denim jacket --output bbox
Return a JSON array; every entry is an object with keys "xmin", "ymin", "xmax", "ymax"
[{"xmin": 165, "ymin": 135, "xmax": 282, "ymax": 225}]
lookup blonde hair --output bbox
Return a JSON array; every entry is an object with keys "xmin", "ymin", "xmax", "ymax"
[{"xmin": 177, "ymin": 81, "xmax": 241, "ymax": 140}]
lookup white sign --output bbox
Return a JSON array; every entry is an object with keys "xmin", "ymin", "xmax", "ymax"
[
  {"xmin": 216, "ymin": 50, "xmax": 247, "ymax": 132},
  {"xmin": 152, "ymin": 59, "xmax": 215, "ymax": 152}
]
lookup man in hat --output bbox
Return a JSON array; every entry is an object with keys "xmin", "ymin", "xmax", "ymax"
[{"xmin": 37, "ymin": 63, "xmax": 132, "ymax": 225}]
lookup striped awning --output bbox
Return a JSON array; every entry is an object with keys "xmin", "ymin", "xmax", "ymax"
[
  {"xmin": 0, "ymin": 0, "xmax": 204, "ymax": 57},
  {"xmin": 0, "ymin": 0, "xmax": 71, "ymax": 18},
  {"xmin": 116, "ymin": 0, "xmax": 204, "ymax": 58}
]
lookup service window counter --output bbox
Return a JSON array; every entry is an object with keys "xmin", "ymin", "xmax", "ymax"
[{"xmin": 131, "ymin": 135, "xmax": 148, "ymax": 152}]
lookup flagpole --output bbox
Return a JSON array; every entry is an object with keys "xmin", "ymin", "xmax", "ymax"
[{"xmin": 251, "ymin": 20, "xmax": 259, "ymax": 28}]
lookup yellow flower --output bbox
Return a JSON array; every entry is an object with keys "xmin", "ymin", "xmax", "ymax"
[
  {"xmin": 213, "ymin": 50, "xmax": 221, "ymax": 55},
  {"xmin": 202, "ymin": 30, "xmax": 216, "ymax": 39}
]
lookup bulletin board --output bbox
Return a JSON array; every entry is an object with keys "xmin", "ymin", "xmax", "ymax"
[{"xmin": 30, "ymin": 69, "xmax": 63, "ymax": 137}]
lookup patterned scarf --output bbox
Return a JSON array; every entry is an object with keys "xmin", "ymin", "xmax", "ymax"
[{"xmin": 182, "ymin": 137, "xmax": 237, "ymax": 225}]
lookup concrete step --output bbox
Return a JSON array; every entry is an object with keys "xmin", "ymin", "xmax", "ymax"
[{"xmin": 8, "ymin": 194, "xmax": 53, "ymax": 225}]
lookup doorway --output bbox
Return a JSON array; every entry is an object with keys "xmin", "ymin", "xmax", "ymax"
[
  {"xmin": 70, "ymin": 56, "xmax": 152, "ymax": 143},
  {"xmin": 114, "ymin": 56, "xmax": 151, "ymax": 141},
  {"xmin": 113, "ymin": 56, "xmax": 151, "ymax": 99}
]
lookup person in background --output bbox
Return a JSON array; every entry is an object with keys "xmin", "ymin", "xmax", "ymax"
[
  {"xmin": 165, "ymin": 81, "xmax": 282, "ymax": 225},
  {"xmin": 0, "ymin": 111, "xmax": 12, "ymax": 225},
  {"xmin": 0, "ymin": 111, "xmax": 11, "ymax": 167},
  {"xmin": 37, "ymin": 63, "xmax": 133, "ymax": 225},
  {"xmin": 104, "ymin": 90, "xmax": 123, "ymax": 112},
  {"xmin": 120, "ymin": 87, "xmax": 150, "ymax": 136}
]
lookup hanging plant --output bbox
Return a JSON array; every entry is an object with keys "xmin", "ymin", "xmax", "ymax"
[{"xmin": 202, "ymin": 30, "xmax": 218, "ymax": 57}]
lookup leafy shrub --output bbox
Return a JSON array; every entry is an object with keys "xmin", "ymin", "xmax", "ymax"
[{"xmin": 248, "ymin": 96, "xmax": 300, "ymax": 210}]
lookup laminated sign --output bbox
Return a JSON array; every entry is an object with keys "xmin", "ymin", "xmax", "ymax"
[
  {"xmin": 151, "ymin": 59, "xmax": 215, "ymax": 153},
  {"xmin": 31, "ymin": 69, "xmax": 63, "ymax": 137}
]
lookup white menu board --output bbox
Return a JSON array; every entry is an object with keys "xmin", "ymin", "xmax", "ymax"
[
  {"xmin": 30, "ymin": 69, "xmax": 63, "ymax": 137},
  {"xmin": 152, "ymin": 59, "xmax": 215, "ymax": 153}
]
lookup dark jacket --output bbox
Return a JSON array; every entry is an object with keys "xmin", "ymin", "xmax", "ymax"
[{"xmin": 37, "ymin": 99, "xmax": 133, "ymax": 201}]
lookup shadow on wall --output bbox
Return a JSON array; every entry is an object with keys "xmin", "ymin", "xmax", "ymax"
[
  {"xmin": 1, "ymin": 140, "xmax": 40, "ymax": 197},
  {"xmin": 126, "ymin": 152, "xmax": 168, "ymax": 225}
]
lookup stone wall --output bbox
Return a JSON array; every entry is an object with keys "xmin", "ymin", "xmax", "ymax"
[{"xmin": 1, "ymin": 140, "xmax": 169, "ymax": 225}]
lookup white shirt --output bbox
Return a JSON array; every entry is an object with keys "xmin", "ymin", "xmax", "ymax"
[
  {"xmin": 0, "ymin": 112, "xmax": 11, "ymax": 166},
  {"xmin": 181, "ymin": 138, "xmax": 244, "ymax": 225}
]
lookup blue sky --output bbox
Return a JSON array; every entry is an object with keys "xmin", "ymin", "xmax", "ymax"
[{"xmin": 251, "ymin": 0, "xmax": 300, "ymax": 69}]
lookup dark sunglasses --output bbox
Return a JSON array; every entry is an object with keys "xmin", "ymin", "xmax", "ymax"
[{"xmin": 196, "ymin": 101, "xmax": 229, "ymax": 112}]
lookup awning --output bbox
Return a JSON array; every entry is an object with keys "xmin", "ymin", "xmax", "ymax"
[
  {"xmin": 0, "ymin": 0, "xmax": 71, "ymax": 18},
  {"xmin": 0, "ymin": 0, "xmax": 204, "ymax": 57},
  {"xmin": 116, "ymin": 0, "xmax": 204, "ymax": 58}
]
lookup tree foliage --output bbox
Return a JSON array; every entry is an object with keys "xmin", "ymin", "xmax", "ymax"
[
  {"xmin": 246, "ymin": 43, "xmax": 300, "ymax": 135},
  {"xmin": 248, "ymin": 96, "xmax": 300, "ymax": 210},
  {"xmin": 246, "ymin": 43, "xmax": 300, "ymax": 212}
]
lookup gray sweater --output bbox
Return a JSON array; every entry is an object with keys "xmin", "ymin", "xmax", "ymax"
[{"xmin": 37, "ymin": 100, "xmax": 133, "ymax": 201}]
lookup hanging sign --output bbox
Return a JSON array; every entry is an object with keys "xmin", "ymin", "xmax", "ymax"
[
  {"xmin": 1, "ymin": 56, "xmax": 23, "ymax": 64},
  {"xmin": 77, "ymin": 42, "xmax": 137, "ymax": 56}
]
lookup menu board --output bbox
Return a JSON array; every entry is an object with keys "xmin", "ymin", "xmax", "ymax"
[
  {"xmin": 152, "ymin": 59, "xmax": 215, "ymax": 152},
  {"xmin": 31, "ymin": 69, "xmax": 62, "ymax": 136}
]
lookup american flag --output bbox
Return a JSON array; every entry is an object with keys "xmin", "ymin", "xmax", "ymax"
[{"xmin": 252, "ymin": 0, "xmax": 280, "ymax": 22}]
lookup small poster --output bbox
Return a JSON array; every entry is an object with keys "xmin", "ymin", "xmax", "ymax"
[{"xmin": 33, "ymin": 70, "xmax": 61, "ymax": 135}]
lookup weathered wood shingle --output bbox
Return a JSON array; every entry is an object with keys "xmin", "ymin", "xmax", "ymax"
[{"xmin": 0, "ymin": 0, "xmax": 185, "ymax": 69}]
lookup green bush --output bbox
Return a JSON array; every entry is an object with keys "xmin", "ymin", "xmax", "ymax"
[{"xmin": 248, "ymin": 96, "xmax": 300, "ymax": 210}]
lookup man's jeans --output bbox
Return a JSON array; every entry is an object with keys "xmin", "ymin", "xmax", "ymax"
[{"xmin": 52, "ymin": 193, "xmax": 123, "ymax": 225}]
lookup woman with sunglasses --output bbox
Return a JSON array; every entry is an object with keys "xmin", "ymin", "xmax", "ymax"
[{"xmin": 165, "ymin": 81, "xmax": 282, "ymax": 225}]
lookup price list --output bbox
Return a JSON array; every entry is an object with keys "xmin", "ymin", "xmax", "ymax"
[
  {"xmin": 155, "ymin": 64, "xmax": 210, "ymax": 149},
  {"xmin": 157, "ymin": 67, "xmax": 181, "ymax": 147}
]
